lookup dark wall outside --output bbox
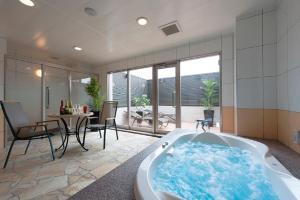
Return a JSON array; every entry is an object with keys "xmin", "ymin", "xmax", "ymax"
[
  {"xmin": 112, "ymin": 72, "xmax": 149, "ymax": 107},
  {"xmin": 112, "ymin": 72, "xmax": 220, "ymax": 107}
]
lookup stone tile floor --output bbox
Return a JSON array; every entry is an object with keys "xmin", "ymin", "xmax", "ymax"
[{"xmin": 0, "ymin": 131, "xmax": 158, "ymax": 200}]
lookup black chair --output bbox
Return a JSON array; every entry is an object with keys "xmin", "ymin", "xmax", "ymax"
[
  {"xmin": 83, "ymin": 101, "xmax": 118, "ymax": 149},
  {"xmin": 0, "ymin": 101, "xmax": 62, "ymax": 168}
]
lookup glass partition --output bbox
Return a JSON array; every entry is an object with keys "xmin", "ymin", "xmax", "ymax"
[
  {"xmin": 44, "ymin": 66, "xmax": 69, "ymax": 124},
  {"xmin": 5, "ymin": 58, "xmax": 42, "ymax": 123},
  {"xmin": 5, "ymin": 59, "xmax": 42, "ymax": 139},
  {"xmin": 71, "ymin": 72, "xmax": 93, "ymax": 106}
]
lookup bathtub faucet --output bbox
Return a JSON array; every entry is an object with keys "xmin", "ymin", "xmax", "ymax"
[{"xmin": 162, "ymin": 142, "xmax": 169, "ymax": 149}]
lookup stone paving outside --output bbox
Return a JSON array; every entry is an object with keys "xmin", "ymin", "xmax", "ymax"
[{"xmin": 0, "ymin": 131, "xmax": 158, "ymax": 200}]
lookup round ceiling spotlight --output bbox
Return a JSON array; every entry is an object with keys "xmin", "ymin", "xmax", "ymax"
[
  {"xmin": 18, "ymin": 0, "xmax": 35, "ymax": 7},
  {"xmin": 137, "ymin": 17, "xmax": 148, "ymax": 26},
  {"xmin": 73, "ymin": 46, "xmax": 83, "ymax": 51},
  {"xmin": 84, "ymin": 7, "xmax": 98, "ymax": 16}
]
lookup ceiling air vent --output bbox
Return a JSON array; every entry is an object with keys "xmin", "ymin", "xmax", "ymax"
[{"xmin": 159, "ymin": 21, "xmax": 181, "ymax": 36}]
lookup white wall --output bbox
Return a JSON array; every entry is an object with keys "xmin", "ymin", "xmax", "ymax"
[
  {"xmin": 222, "ymin": 35, "xmax": 235, "ymax": 108},
  {"xmin": 277, "ymin": 0, "xmax": 300, "ymax": 113},
  {"xmin": 236, "ymin": 9, "xmax": 277, "ymax": 110}
]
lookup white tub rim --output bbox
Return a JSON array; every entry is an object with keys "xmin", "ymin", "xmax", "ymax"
[{"xmin": 135, "ymin": 129, "xmax": 300, "ymax": 200}]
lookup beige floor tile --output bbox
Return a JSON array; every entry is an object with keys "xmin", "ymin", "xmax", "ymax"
[{"xmin": 0, "ymin": 131, "xmax": 158, "ymax": 199}]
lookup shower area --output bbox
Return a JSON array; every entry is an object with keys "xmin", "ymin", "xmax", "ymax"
[{"xmin": 4, "ymin": 56, "xmax": 97, "ymax": 140}]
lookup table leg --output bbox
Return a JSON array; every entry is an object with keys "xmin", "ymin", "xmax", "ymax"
[
  {"xmin": 58, "ymin": 118, "xmax": 70, "ymax": 158},
  {"xmin": 55, "ymin": 134, "xmax": 67, "ymax": 151},
  {"xmin": 76, "ymin": 117, "xmax": 88, "ymax": 151}
]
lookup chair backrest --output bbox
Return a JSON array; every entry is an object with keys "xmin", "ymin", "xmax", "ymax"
[
  {"xmin": 0, "ymin": 101, "xmax": 30, "ymax": 137},
  {"xmin": 99, "ymin": 101, "xmax": 118, "ymax": 124}
]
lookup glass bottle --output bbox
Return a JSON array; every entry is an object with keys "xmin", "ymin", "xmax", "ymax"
[{"xmin": 60, "ymin": 100, "xmax": 64, "ymax": 115}]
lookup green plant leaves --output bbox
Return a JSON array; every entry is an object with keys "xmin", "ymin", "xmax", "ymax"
[
  {"xmin": 201, "ymin": 79, "xmax": 218, "ymax": 110},
  {"xmin": 85, "ymin": 77, "xmax": 104, "ymax": 111},
  {"xmin": 132, "ymin": 94, "xmax": 150, "ymax": 111}
]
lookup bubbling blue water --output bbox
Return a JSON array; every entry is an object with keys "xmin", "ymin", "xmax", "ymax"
[{"xmin": 151, "ymin": 141, "xmax": 279, "ymax": 200}]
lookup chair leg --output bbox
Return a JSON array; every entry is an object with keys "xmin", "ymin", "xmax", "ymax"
[
  {"xmin": 99, "ymin": 130, "xmax": 102, "ymax": 138},
  {"xmin": 103, "ymin": 121, "xmax": 107, "ymax": 149},
  {"xmin": 3, "ymin": 139, "xmax": 15, "ymax": 169},
  {"xmin": 114, "ymin": 119, "xmax": 118, "ymax": 140},
  {"xmin": 47, "ymin": 135, "xmax": 55, "ymax": 160},
  {"xmin": 196, "ymin": 122, "xmax": 199, "ymax": 130},
  {"xmin": 24, "ymin": 139, "xmax": 31, "ymax": 155}
]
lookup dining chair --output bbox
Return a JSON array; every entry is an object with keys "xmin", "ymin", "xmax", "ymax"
[
  {"xmin": 0, "ymin": 101, "xmax": 61, "ymax": 168},
  {"xmin": 83, "ymin": 101, "xmax": 118, "ymax": 149}
]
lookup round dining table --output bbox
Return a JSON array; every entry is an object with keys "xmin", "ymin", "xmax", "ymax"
[{"xmin": 48, "ymin": 112, "xmax": 93, "ymax": 158}]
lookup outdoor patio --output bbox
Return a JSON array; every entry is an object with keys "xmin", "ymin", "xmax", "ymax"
[{"xmin": 115, "ymin": 106, "xmax": 221, "ymax": 132}]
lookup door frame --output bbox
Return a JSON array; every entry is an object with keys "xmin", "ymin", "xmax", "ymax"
[{"xmin": 153, "ymin": 61, "xmax": 181, "ymax": 134}]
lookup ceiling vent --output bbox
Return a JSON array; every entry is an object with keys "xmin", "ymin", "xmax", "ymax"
[{"xmin": 159, "ymin": 21, "xmax": 181, "ymax": 36}]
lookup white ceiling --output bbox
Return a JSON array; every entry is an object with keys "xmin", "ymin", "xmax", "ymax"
[{"xmin": 0, "ymin": 0, "xmax": 277, "ymax": 66}]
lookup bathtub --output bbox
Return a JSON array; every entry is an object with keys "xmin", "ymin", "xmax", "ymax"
[{"xmin": 135, "ymin": 129, "xmax": 300, "ymax": 200}]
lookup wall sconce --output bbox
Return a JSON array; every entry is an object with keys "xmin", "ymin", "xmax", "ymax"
[{"xmin": 35, "ymin": 69, "xmax": 42, "ymax": 78}]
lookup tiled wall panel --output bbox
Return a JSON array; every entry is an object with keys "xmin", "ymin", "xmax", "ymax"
[
  {"xmin": 236, "ymin": 14, "xmax": 262, "ymax": 49},
  {"xmin": 236, "ymin": 47, "xmax": 262, "ymax": 79},
  {"xmin": 263, "ymin": 44, "xmax": 277, "ymax": 77},
  {"xmin": 237, "ymin": 78, "xmax": 264, "ymax": 109}
]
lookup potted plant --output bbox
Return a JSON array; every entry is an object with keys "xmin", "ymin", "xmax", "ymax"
[
  {"xmin": 85, "ymin": 77, "xmax": 105, "ymax": 124},
  {"xmin": 132, "ymin": 95, "xmax": 150, "ymax": 122},
  {"xmin": 201, "ymin": 79, "xmax": 218, "ymax": 127}
]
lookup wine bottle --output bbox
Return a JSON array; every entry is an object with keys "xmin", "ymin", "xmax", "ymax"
[
  {"xmin": 60, "ymin": 100, "xmax": 64, "ymax": 115},
  {"xmin": 64, "ymin": 100, "xmax": 69, "ymax": 114},
  {"xmin": 69, "ymin": 100, "xmax": 73, "ymax": 115}
]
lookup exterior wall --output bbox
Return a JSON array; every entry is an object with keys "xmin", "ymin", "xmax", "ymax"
[
  {"xmin": 97, "ymin": 35, "xmax": 235, "ymax": 133},
  {"xmin": 236, "ymin": 9, "xmax": 277, "ymax": 139},
  {"xmin": 276, "ymin": 0, "xmax": 300, "ymax": 153},
  {"xmin": 0, "ymin": 37, "xmax": 7, "ymax": 156}
]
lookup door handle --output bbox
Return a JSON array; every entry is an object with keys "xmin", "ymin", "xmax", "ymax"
[{"xmin": 46, "ymin": 86, "xmax": 50, "ymax": 109}]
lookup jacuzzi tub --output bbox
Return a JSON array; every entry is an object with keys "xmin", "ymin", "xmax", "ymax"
[{"xmin": 135, "ymin": 129, "xmax": 300, "ymax": 200}]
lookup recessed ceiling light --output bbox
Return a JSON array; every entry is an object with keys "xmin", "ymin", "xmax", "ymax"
[
  {"xmin": 73, "ymin": 46, "xmax": 83, "ymax": 51},
  {"xmin": 137, "ymin": 17, "xmax": 148, "ymax": 26},
  {"xmin": 19, "ymin": 0, "xmax": 35, "ymax": 7}
]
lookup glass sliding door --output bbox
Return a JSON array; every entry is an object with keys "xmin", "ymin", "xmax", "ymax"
[
  {"xmin": 108, "ymin": 71, "xmax": 129, "ymax": 128},
  {"xmin": 180, "ymin": 55, "xmax": 221, "ymax": 132},
  {"xmin": 156, "ymin": 64, "xmax": 177, "ymax": 133},
  {"xmin": 129, "ymin": 67, "xmax": 153, "ymax": 132},
  {"xmin": 105, "ymin": 54, "xmax": 221, "ymax": 134},
  {"xmin": 44, "ymin": 66, "xmax": 69, "ymax": 123}
]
